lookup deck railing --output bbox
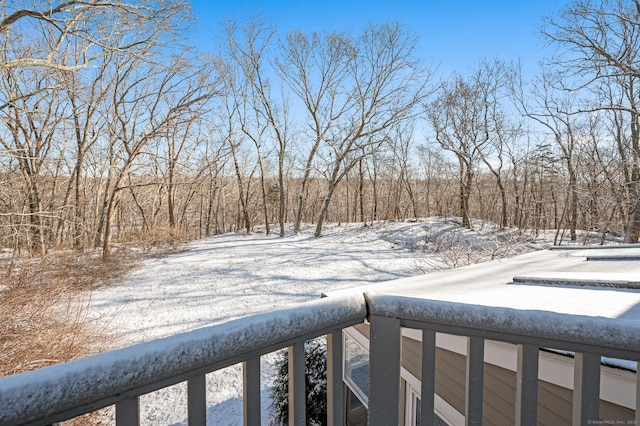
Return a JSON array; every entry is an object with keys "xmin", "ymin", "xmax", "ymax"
[
  {"xmin": 365, "ymin": 292, "xmax": 640, "ymax": 426},
  {"xmin": 0, "ymin": 295, "xmax": 367, "ymax": 426},
  {"xmin": 1, "ymin": 290, "xmax": 639, "ymax": 425}
]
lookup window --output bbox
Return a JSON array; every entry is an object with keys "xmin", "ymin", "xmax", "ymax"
[
  {"xmin": 406, "ymin": 385, "xmax": 421, "ymax": 426},
  {"xmin": 343, "ymin": 328, "xmax": 370, "ymax": 406},
  {"xmin": 402, "ymin": 367, "xmax": 456, "ymax": 426},
  {"xmin": 346, "ymin": 387, "xmax": 368, "ymax": 426}
]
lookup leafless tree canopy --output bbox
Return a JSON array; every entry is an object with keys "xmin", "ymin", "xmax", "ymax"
[{"xmin": 1, "ymin": 0, "xmax": 640, "ymax": 258}]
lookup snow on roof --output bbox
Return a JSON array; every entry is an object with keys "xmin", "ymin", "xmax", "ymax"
[
  {"xmin": 329, "ymin": 246, "xmax": 640, "ymax": 322},
  {"xmin": 331, "ymin": 245, "xmax": 640, "ymax": 371}
]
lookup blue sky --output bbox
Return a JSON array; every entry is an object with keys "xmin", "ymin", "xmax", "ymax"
[{"xmin": 190, "ymin": 0, "xmax": 563, "ymax": 76}]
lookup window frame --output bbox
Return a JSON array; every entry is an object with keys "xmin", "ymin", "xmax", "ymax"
[{"xmin": 343, "ymin": 327, "xmax": 370, "ymax": 408}]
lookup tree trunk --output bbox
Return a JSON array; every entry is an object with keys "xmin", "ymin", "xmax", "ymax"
[
  {"xmin": 568, "ymin": 167, "xmax": 578, "ymax": 241},
  {"xmin": 315, "ymin": 161, "xmax": 343, "ymax": 237},
  {"xmin": 314, "ymin": 190, "xmax": 334, "ymax": 238},
  {"xmin": 278, "ymin": 154, "xmax": 286, "ymax": 237},
  {"xmin": 358, "ymin": 158, "xmax": 365, "ymax": 223},
  {"xmin": 459, "ymin": 161, "xmax": 472, "ymax": 228},
  {"xmin": 102, "ymin": 190, "xmax": 121, "ymax": 258},
  {"xmin": 496, "ymin": 178, "xmax": 508, "ymax": 229},
  {"xmin": 294, "ymin": 139, "xmax": 322, "ymax": 234},
  {"xmin": 624, "ymin": 179, "xmax": 640, "ymax": 243},
  {"xmin": 230, "ymin": 143, "xmax": 251, "ymax": 233},
  {"xmin": 256, "ymin": 154, "xmax": 270, "ymax": 235},
  {"xmin": 27, "ymin": 186, "xmax": 45, "ymax": 256},
  {"xmin": 513, "ymin": 169, "xmax": 522, "ymax": 229},
  {"xmin": 168, "ymin": 163, "xmax": 176, "ymax": 229}
]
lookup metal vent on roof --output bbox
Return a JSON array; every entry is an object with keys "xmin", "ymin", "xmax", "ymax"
[
  {"xmin": 512, "ymin": 273, "xmax": 640, "ymax": 289},
  {"xmin": 585, "ymin": 255, "xmax": 640, "ymax": 261}
]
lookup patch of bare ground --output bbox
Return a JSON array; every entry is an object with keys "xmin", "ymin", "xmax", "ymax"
[
  {"xmin": 0, "ymin": 235, "xmax": 187, "ymax": 424},
  {"xmin": 1, "ymin": 250, "xmax": 124, "ymax": 377}
]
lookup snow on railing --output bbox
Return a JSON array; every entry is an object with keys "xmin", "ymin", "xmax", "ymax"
[
  {"xmin": 2, "ymin": 290, "xmax": 639, "ymax": 425},
  {"xmin": 0, "ymin": 294, "xmax": 367, "ymax": 426},
  {"xmin": 364, "ymin": 292, "xmax": 640, "ymax": 426}
]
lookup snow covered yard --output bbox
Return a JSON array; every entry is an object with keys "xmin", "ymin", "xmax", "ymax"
[{"xmin": 86, "ymin": 218, "xmax": 548, "ymax": 425}]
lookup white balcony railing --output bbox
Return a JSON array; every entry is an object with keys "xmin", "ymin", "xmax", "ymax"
[{"xmin": 0, "ymin": 290, "xmax": 639, "ymax": 425}]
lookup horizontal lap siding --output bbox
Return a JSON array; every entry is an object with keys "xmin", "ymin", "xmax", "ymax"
[
  {"xmin": 353, "ymin": 323, "xmax": 370, "ymax": 339},
  {"xmin": 600, "ymin": 398, "xmax": 635, "ymax": 422},
  {"xmin": 364, "ymin": 328, "xmax": 635, "ymax": 425},
  {"xmin": 538, "ymin": 379, "xmax": 572, "ymax": 425},
  {"xmin": 433, "ymin": 344, "xmax": 519, "ymax": 424},
  {"xmin": 483, "ymin": 363, "xmax": 516, "ymax": 426},
  {"xmin": 536, "ymin": 370, "xmax": 634, "ymax": 425},
  {"xmin": 402, "ymin": 336, "xmax": 422, "ymax": 380},
  {"xmin": 435, "ymin": 347, "xmax": 467, "ymax": 415},
  {"xmin": 404, "ymin": 339, "xmax": 635, "ymax": 426},
  {"xmin": 376, "ymin": 336, "xmax": 468, "ymax": 417}
]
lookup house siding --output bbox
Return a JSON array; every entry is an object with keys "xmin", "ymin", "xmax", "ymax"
[
  {"xmin": 400, "ymin": 334, "xmax": 635, "ymax": 425},
  {"xmin": 345, "ymin": 325, "xmax": 635, "ymax": 424}
]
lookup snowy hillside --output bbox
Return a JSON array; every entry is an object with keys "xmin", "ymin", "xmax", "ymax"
[{"xmin": 87, "ymin": 218, "xmax": 550, "ymax": 425}]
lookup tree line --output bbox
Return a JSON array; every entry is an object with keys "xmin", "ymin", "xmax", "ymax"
[{"xmin": 0, "ymin": 0, "xmax": 639, "ymax": 258}]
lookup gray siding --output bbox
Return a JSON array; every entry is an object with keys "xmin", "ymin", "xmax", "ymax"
[
  {"xmin": 347, "ymin": 326, "xmax": 635, "ymax": 424},
  {"xmin": 538, "ymin": 379, "xmax": 634, "ymax": 425},
  {"xmin": 353, "ymin": 323, "xmax": 370, "ymax": 339},
  {"xmin": 402, "ymin": 335, "xmax": 422, "ymax": 380},
  {"xmin": 401, "ymin": 335, "xmax": 635, "ymax": 425},
  {"xmin": 483, "ymin": 362, "xmax": 516, "ymax": 426}
]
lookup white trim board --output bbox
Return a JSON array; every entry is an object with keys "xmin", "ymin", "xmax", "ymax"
[{"xmin": 401, "ymin": 328, "xmax": 637, "ymax": 410}]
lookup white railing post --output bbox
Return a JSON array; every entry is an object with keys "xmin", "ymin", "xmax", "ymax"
[
  {"xmin": 187, "ymin": 375, "xmax": 207, "ymax": 425},
  {"xmin": 465, "ymin": 336, "xmax": 484, "ymax": 426},
  {"xmin": 243, "ymin": 356, "xmax": 261, "ymax": 425},
  {"xmin": 572, "ymin": 352, "xmax": 601, "ymax": 425},
  {"xmin": 327, "ymin": 330, "xmax": 345, "ymax": 426},
  {"xmin": 115, "ymin": 397, "xmax": 139, "ymax": 426},
  {"xmin": 288, "ymin": 341, "xmax": 306, "ymax": 426},
  {"xmin": 515, "ymin": 344, "xmax": 539, "ymax": 426},
  {"xmin": 368, "ymin": 315, "xmax": 402, "ymax": 426}
]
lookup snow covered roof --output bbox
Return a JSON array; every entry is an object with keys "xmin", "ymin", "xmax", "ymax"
[{"xmin": 328, "ymin": 246, "xmax": 640, "ymax": 323}]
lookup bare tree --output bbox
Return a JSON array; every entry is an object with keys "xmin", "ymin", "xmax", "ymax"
[
  {"xmin": 225, "ymin": 17, "xmax": 291, "ymax": 237},
  {"xmin": 475, "ymin": 61, "xmax": 521, "ymax": 229},
  {"xmin": 0, "ymin": 0, "xmax": 199, "ymax": 254},
  {"xmin": 212, "ymin": 57, "xmax": 254, "ymax": 234},
  {"xmin": 387, "ymin": 121, "xmax": 420, "ymax": 219},
  {"xmin": 0, "ymin": 66, "xmax": 63, "ymax": 254},
  {"xmin": 282, "ymin": 23, "xmax": 432, "ymax": 237},
  {"xmin": 276, "ymin": 29, "xmax": 352, "ymax": 234},
  {"xmin": 97, "ymin": 52, "xmax": 212, "ymax": 257},
  {"xmin": 510, "ymin": 66, "xmax": 583, "ymax": 241},
  {"xmin": 427, "ymin": 63, "xmax": 505, "ymax": 229},
  {"xmin": 542, "ymin": 0, "xmax": 640, "ymax": 242},
  {"xmin": 0, "ymin": 0, "xmax": 191, "ymax": 73},
  {"xmin": 55, "ymin": 49, "xmax": 116, "ymax": 248}
]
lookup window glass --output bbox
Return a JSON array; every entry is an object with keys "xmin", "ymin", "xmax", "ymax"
[
  {"xmin": 346, "ymin": 388, "xmax": 368, "ymax": 426},
  {"xmin": 344, "ymin": 331, "xmax": 369, "ymax": 405}
]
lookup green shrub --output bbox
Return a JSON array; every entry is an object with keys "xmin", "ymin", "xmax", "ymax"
[{"xmin": 270, "ymin": 338, "xmax": 327, "ymax": 425}]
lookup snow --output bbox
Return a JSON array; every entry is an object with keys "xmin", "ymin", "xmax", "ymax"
[
  {"xmin": 88, "ymin": 221, "xmax": 429, "ymax": 346},
  {"xmin": 351, "ymin": 245, "xmax": 640, "ymax": 374},
  {"xmin": 86, "ymin": 219, "xmax": 470, "ymax": 425},
  {"xmin": 332, "ymin": 246, "xmax": 640, "ymax": 321},
  {"xmin": 0, "ymin": 295, "xmax": 365, "ymax": 426},
  {"xmin": 8, "ymin": 218, "xmax": 636, "ymax": 424},
  {"xmin": 364, "ymin": 292, "xmax": 640, "ymax": 354}
]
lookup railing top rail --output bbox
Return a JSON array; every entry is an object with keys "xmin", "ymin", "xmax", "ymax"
[
  {"xmin": 0, "ymin": 294, "xmax": 367, "ymax": 426},
  {"xmin": 365, "ymin": 292, "xmax": 640, "ymax": 357}
]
